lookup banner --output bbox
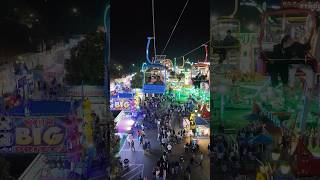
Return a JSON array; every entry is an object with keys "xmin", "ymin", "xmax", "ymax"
[
  {"xmin": 0, "ymin": 117, "xmax": 67, "ymax": 153},
  {"xmin": 282, "ymin": 0, "xmax": 320, "ymax": 11}
]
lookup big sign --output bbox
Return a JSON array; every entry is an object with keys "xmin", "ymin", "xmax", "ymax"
[
  {"xmin": 110, "ymin": 98, "xmax": 133, "ymax": 111},
  {"xmin": 0, "ymin": 118, "xmax": 67, "ymax": 153}
]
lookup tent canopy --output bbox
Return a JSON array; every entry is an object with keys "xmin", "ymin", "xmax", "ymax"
[
  {"xmin": 249, "ymin": 134, "xmax": 273, "ymax": 145},
  {"xmin": 195, "ymin": 117, "xmax": 209, "ymax": 126}
]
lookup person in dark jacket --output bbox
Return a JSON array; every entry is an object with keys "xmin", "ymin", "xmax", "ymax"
[
  {"xmin": 268, "ymin": 34, "xmax": 311, "ymax": 87},
  {"xmin": 218, "ymin": 30, "xmax": 239, "ymax": 63}
]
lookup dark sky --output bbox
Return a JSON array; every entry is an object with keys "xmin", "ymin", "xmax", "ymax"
[
  {"xmin": 111, "ymin": 0, "xmax": 210, "ymax": 67},
  {"xmin": 211, "ymin": 0, "xmax": 269, "ymax": 32},
  {"xmin": 0, "ymin": 0, "xmax": 106, "ymax": 56}
]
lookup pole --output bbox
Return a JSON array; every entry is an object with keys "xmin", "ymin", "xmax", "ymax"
[{"xmin": 104, "ymin": 2, "xmax": 111, "ymax": 179}]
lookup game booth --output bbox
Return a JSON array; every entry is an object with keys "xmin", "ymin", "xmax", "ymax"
[
  {"xmin": 183, "ymin": 113, "xmax": 210, "ymax": 137},
  {"xmin": 110, "ymin": 78, "xmax": 139, "ymax": 152}
]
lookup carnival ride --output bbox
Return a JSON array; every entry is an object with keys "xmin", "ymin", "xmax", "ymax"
[
  {"xmin": 160, "ymin": 58, "xmax": 174, "ymax": 73},
  {"xmin": 189, "ymin": 44, "xmax": 210, "ymax": 118},
  {"xmin": 258, "ymin": 7, "xmax": 320, "ymax": 177},
  {"xmin": 141, "ymin": 37, "xmax": 167, "ymax": 95},
  {"xmin": 191, "ymin": 44, "xmax": 210, "ymax": 90}
]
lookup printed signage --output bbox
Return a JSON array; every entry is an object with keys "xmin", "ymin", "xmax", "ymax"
[{"xmin": 0, "ymin": 118, "xmax": 67, "ymax": 153}]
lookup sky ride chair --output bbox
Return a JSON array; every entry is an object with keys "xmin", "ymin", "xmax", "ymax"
[
  {"xmin": 260, "ymin": 7, "xmax": 320, "ymax": 178},
  {"xmin": 259, "ymin": 9, "xmax": 319, "ymax": 91},
  {"xmin": 211, "ymin": 17, "xmax": 241, "ymax": 74},
  {"xmin": 211, "ymin": 0, "xmax": 241, "ymax": 74}
]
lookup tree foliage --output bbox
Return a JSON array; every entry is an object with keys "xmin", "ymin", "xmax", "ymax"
[
  {"xmin": 131, "ymin": 72, "xmax": 143, "ymax": 89},
  {"xmin": 0, "ymin": 156, "xmax": 14, "ymax": 180},
  {"xmin": 65, "ymin": 32, "xmax": 105, "ymax": 85}
]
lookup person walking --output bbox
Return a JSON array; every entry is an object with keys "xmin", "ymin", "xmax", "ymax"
[
  {"xmin": 184, "ymin": 143, "xmax": 188, "ymax": 153},
  {"xmin": 167, "ymin": 143, "xmax": 172, "ymax": 153},
  {"xmin": 186, "ymin": 165, "xmax": 191, "ymax": 180},
  {"xmin": 127, "ymin": 137, "xmax": 131, "ymax": 147},
  {"xmin": 199, "ymin": 151, "xmax": 204, "ymax": 167},
  {"xmin": 131, "ymin": 139, "xmax": 135, "ymax": 151},
  {"xmin": 190, "ymin": 156, "xmax": 194, "ymax": 165}
]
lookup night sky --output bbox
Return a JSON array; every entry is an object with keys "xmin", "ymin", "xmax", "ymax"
[
  {"xmin": 0, "ymin": 0, "xmax": 106, "ymax": 56},
  {"xmin": 111, "ymin": 0, "xmax": 210, "ymax": 68}
]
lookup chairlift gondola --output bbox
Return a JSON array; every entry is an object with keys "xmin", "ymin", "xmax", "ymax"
[{"xmin": 142, "ymin": 37, "xmax": 167, "ymax": 94}]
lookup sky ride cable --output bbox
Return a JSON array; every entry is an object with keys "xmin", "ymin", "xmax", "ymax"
[
  {"xmin": 161, "ymin": 0, "xmax": 190, "ymax": 55},
  {"xmin": 204, "ymin": 44, "xmax": 208, "ymax": 62},
  {"xmin": 152, "ymin": 0, "xmax": 157, "ymax": 61},
  {"xmin": 181, "ymin": 40, "xmax": 210, "ymax": 58}
]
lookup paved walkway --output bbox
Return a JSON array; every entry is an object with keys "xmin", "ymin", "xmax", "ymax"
[{"xmin": 119, "ymin": 102, "xmax": 210, "ymax": 180}]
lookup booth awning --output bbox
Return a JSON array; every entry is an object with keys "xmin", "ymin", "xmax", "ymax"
[
  {"xmin": 249, "ymin": 134, "xmax": 273, "ymax": 145},
  {"xmin": 143, "ymin": 85, "xmax": 166, "ymax": 94},
  {"xmin": 111, "ymin": 93, "xmax": 134, "ymax": 99},
  {"xmin": 195, "ymin": 117, "xmax": 209, "ymax": 126}
]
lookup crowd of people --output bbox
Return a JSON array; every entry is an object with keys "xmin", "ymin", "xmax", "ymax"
[
  {"xmin": 210, "ymin": 122, "xmax": 270, "ymax": 179},
  {"xmin": 138, "ymin": 95, "xmax": 204, "ymax": 180},
  {"xmin": 122, "ymin": 94, "xmax": 208, "ymax": 180}
]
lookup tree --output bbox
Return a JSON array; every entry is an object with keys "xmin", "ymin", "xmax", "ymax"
[
  {"xmin": 131, "ymin": 72, "xmax": 144, "ymax": 89},
  {"xmin": 65, "ymin": 31, "xmax": 105, "ymax": 85},
  {"xmin": 0, "ymin": 156, "xmax": 14, "ymax": 180},
  {"xmin": 109, "ymin": 62, "xmax": 123, "ymax": 80},
  {"xmin": 105, "ymin": 109, "xmax": 122, "ymax": 179}
]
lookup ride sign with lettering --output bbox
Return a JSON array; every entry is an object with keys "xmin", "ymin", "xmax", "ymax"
[{"xmin": 110, "ymin": 98, "xmax": 133, "ymax": 111}]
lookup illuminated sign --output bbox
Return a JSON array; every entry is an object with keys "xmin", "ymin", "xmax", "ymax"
[{"xmin": 110, "ymin": 98, "xmax": 133, "ymax": 111}]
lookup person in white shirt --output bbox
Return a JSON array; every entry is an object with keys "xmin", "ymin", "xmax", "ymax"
[
  {"xmin": 199, "ymin": 152, "xmax": 204, "ymax": 167},
  {"xmin": 161, "ymin": 137, "xmax": 166, "ymax": 147},
  {"xmin": 167, "ymin": 144, "xmax": 172, "ymax": 153}
]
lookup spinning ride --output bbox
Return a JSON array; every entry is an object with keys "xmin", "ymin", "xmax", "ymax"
[
  {"xmin": 190, "ymin": 45, "xmax": 210, "ymax": 118},
  {"xmin": 211, "ymin": 0, "xmax": 241, "ymax": 68}
]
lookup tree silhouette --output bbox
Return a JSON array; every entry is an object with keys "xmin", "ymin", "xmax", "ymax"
[
  {"xmin": 0, "ymin": 156, "xmax": 14, "ymax": 180},
  {"xmin": 131, "ymin": 72, "xmax": 143, "ymax": 89},
  {"xmin": 65, "ymin": 32, "xmax": 104, "ymax": 85}
]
